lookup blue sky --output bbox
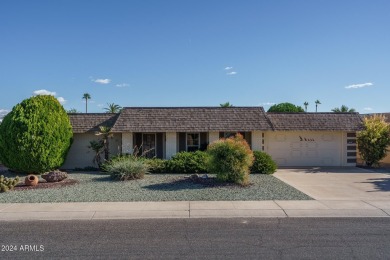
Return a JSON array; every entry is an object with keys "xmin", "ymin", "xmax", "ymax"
[{"xmin": 1, "ymin": 0, "xmax": 389, "ymax": 117}]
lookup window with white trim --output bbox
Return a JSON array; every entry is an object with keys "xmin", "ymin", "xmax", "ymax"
[{"xmin": 186, "ymin": 133, "xmax": 200, "ymax": 152}]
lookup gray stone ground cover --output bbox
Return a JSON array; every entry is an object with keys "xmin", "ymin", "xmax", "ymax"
[{"xmin": 0, "ymin": 172, "xmax": 311, "ymax": 202}]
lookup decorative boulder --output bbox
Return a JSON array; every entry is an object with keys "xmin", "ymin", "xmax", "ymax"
[{"xmin": 41, "ymin": 170, "xmax": 68, "ymax": 182}]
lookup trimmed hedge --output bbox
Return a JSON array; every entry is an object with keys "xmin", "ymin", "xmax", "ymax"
[
  {"xmin": 0, "ymin": 95, "xmax": 73, "ymax": 174},
  {"xmin": 146, "ymin": 158, "xmax": 167, "ymax": 173},
  {"xmin": 165, "ymin": 151, "xmax": 209, "ymax": 173},
  {"xmin": 251, "ymin": 151, "xmax": 277, "ymax": 174}
]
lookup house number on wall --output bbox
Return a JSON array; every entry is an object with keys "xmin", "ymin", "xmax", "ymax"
[{"xmin": 299, "ymin": 136, "xmax": 315, "ymax": 142}]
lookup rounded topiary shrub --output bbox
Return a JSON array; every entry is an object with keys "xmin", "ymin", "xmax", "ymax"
[
  {"xmin": 0, "ymin": 95, "xmax": 73, "ymax": 174},
  {"xmin": 207, "ymin": 134, "xmax": 254, "ymax": 185},
  {"xmin": 251, "ymin": 151, "xmax": 277, "ymax": 174}
]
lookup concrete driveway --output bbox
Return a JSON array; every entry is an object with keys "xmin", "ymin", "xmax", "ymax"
[{"xmin": 274, "ymin": 167, "xmax": 390, "ymax": 200}]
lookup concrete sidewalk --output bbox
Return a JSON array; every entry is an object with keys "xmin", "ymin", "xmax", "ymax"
[{"xmin": 1, "ymin": 200, "xmax": 390, "ymax": 221}]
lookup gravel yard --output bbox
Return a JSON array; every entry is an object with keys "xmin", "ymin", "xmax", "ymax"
[{"xmin": 0, "ymin": 172, "xmax": 312, "ymax": 202}]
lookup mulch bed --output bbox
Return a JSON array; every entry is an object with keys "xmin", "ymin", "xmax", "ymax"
[{"xmin": 14, "ymin": 179, "xmax": 79, "ymax": 191}]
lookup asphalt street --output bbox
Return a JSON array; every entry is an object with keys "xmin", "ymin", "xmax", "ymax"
[{"xmin": 1, "ymin": 218, "xmax": 390, "ymax": 259}]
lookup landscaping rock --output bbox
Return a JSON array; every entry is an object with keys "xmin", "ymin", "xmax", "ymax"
[{"xmin": 41, "ymin": 170, "xmax": 68, "ymax": 182}]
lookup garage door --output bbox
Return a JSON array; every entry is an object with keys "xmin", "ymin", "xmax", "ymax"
[{"xmin": 267, "ymin": 132, "xmax": 342, "ymax": 166}]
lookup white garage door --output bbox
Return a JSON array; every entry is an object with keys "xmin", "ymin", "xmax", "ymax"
[{"xmin": 267, "ymin": 132, "xmax": 342, "ymax": 166}]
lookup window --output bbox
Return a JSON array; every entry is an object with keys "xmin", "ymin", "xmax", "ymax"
[
  {"xmin": 223, "ymin": 132, "xmax": 236, "ymax": 138},
  {"xmin": 187, "ymin": 133, "xmax": 200, "ymax": 152}
]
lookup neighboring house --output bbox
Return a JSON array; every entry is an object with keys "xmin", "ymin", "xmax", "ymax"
[{"xmin": 62, "ymin": 107, "xmax": 363, "ymax": 169}]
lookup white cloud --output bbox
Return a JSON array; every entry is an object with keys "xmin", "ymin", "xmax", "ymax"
[
  {"xmin": 33, "ymin": 89, "xmax": 67, "ymax": 105},
  {"xmin": 0, "ymin": 109, "xmax": 9, "ymax": 116},
  {"xmin": 363, "ymin": 107, "xmax": 373, "ymax": 111},
  {"xmin": 226, "ymin": 71, "xmax": 237, "ymax": 75},
  {"xmin": 345, "ymin": 82, "xmax": 373, "ymax": 89},
  {"xmin": 224, "ymin": 66, "xmax": 233, "ymax": 70},
  {"xmin": 94, "ymin": 78, "xmax": 111, "ymax": 84},
  {"xmin": 57, "ymin": 97, "xmax": 66, "ymax": 104},
  {"xmin": 261, "ymin": 102, "xmax": 276, "ymax": 106},
  {"xmin": 33, "ymin": 89, "xmax": 56, "ymax": 96},
  {"xmin": 97, "ymin": 104, "xmax": 104, "ymax": 108},
  {"xmin": 116, "ymin": 83, "xmax": 129, "ymax": 88},
  {"xmin": 0, "ymin": 109, "xmax": 9, "ymax": 122}
]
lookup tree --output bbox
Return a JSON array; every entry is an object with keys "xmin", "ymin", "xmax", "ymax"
[
  {"xmin": 357, "ymin": 115, "xmax": 390, "ymax": 167},
  {"xmin": 0, "ymin": 95, "xmax": 73, "ymax": 174},
  {"xmin": 220, "ymin": 102, "xmax": 233, "ymax": 107},
  {"xmin": 88, "ymin": 140, "xmax": 104, "ymax": 167},
  {"xmin": 104, "ymin": 103, "xmax": 122, "ymax": 113},
  {"xmin": 315, "ymin": 100, "xmax": 321, "ymax": 112},
  {"xmin": 331, "ymin": 105, "xmax": 356, "ymax": 113},
  {"xmin": 95, "ymin": 126, "xmax": 113, "ymax": 161},
  {"xmin": 303, "ymin": 101, "xmax": 309, "ymax": 112},
  {"xmin": 67, "ymin": 108, "xmax": 81, "ymax": 113},
  {"xmin": 267, "ymin": 102, "xmax": 304, "ymax": 112},
  {"xmin": 82, "ymin": 93, "xmax": 91, "ymax": 113}
]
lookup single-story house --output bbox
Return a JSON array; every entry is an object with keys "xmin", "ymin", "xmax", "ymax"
[{"xmin": 62, "ymin": 107, "xmax": 363, "ymax": 169}]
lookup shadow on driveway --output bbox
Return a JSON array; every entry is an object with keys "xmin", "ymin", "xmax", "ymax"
[{"xmin": 360, "ymin": 178, "xmax": 390, "ymax": 192}]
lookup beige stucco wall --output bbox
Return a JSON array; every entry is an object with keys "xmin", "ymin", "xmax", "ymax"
[
  {"xmin": 62, "ymin": 133, "xmax": 122, "ymax": 169},
  {"xmin": 121, "ymin": 132, "xmax": 133, "ymax": 154},
  {"xmin": 165, "ymin": 132, "xmax": 177, "ymax": 159},
  {"xmin": 251, "ymin": 131, "xmax": 263, "ymax": 151},
  {"xmin": 380, "ymin": 152, "xmax": 390, "ymax": 166},
  {"xmin": 208, "ymin": 132, "xmax": 219, "ymax": 144}
]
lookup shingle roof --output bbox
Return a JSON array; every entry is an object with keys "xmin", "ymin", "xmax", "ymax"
[
  {"xmin": 111, "ymin": 107, "xmax": 272, "ymax": 132},
  {"xmin": 266, "ymin": 112, "xmax": 363, "ymax": 131},
  {"xmin": 68, "ymin": 113, "xmax": 119, "ymax": 133}
]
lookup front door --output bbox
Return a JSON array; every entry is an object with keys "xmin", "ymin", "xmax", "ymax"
[{"xmin": 142, "ymin": 133, "xmax": 156, "ymax": 158}]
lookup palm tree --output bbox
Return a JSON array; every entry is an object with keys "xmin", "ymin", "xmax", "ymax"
[
  {"xmin": 331, "ymin": 105, "xmax": 356, "ymax": 113},
  {"xmin": 88, "ymin": 140, "xmax": 104, "ymax": 167},
  {"xmin": 96, "ymin": 125, "xmax": 113, "ymax": 161},
  {"xmin": 220, "ymin": 102, "xmax": 233, "ymax": 107},
  {"xmin": 315, "ymin": 100, "xmax": 321, "ymax": 112},
  {"xmin": 104, "ymin": 103, "xmax": 122, "ymax": 113},
  {"xmin": 82, "ymin": 93, "xmax": 91, "ymax": 113},
  {"xmin": 303, "ymin": 101, "xmax": 309, "ymax": 112}
]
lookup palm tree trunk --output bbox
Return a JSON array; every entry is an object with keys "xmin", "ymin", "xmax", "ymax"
[{"xmin": 85, "ymin": 100, "xmax": 88, "ymax": 113}]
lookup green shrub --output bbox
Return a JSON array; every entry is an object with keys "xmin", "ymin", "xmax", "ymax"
[
  {"xmin": 0, "ymin": 175, "xmax": 20, "ymax": 192},
  {"xmin": 251, "ymin": 151, "xmax": 277, "ymax": 174},
  {"xmin": 357, "ymin": 115, "xmax": 390, "ymax": 167},
  {"xmin": 207, "ymin": 134, "xmax": 254, "ymax": 185},
  {"xmin": 0, "ymin": 95, "xmax": 73, "ymax": 174},
  {"xmin": 146, "ymin": 158, "xmax": 167, "ymax": 173},
  {"xmin": 166, "ymin": 151, "xmax": 209, "ymax": 173},
  {"xmin": 267, "ymin": 102, "xmax": 304, "ymax": 112},
  {"xmin": 102, "ymin": 156, "xmax": 149, "ymax": 180}
]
